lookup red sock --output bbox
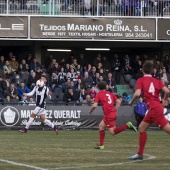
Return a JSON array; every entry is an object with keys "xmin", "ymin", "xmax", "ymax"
[
  {"xmin": 137, "ymin": 132, "xmax": 147, "ymax": 155},
  {"xmin": 114, "ymin": 125, "xmax": 129, "ymax": 135},
  {"xmin": 99, "ymin": 130, "xmax": 105, "ymax": 146}
]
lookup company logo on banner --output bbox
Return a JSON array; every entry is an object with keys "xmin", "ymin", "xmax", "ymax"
[
  {"xmin": 0, "ymin": 16, "xmax": 28, "ymax": 38},
  {"xmin": 20, "ymin": 109, "xmax": 82, "ymax": 127},
  {"xmin": 0, "ymin": 106, "xmax": 20, "ymax": 126},
  {"xmin": 30, "ymin": 17, "xmax": 156, "ymax": 40}
]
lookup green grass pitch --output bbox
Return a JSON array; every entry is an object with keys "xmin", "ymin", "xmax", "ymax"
[{"xmin": 0, "ymin": 130, "xmax": 169, "ymax": 170}]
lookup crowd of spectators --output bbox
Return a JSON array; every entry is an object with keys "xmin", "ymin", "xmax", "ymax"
[{"xmin": 0, "ymin": 52, "xmax": 170, "ymax": 106}]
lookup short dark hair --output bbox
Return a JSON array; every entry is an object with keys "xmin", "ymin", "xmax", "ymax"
[
  {"xmin": 41, "ymin": 75, "xmax": 47, "ymax": 80},
  {"xmin": 142, "ymin": 60, "xmax": 154, "ymax": 74},
  {"xmin": 97, "ymin": 81, "xmax": 107, "ymax": 90}
]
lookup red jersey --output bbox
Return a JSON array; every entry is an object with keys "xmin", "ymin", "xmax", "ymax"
[
  {"xmin": 95, "ymin": 90, "xmax": 118, "ymax": 117},
  {"xmin": 136, "ymin": 75, "xmax": 164, "ymax": 109}
]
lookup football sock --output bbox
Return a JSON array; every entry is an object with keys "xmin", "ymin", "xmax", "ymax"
[
  {"xmin": 113, "ymin": 125, "xmax": 129, "ymax": 135},
  {"xmin": 25, "ymin": 117, "xmax": 34, "ymax": 129},
  {"xmin": 138, "ymin": 132, "xmax": 147, "ymax": 155},
  {"xmin": 44, "ymin": 119, "xmax": 54, "ymax": 128},
  {"xmin": 99, "ymin": 130, "xmax": 105, "ymax": 146}
]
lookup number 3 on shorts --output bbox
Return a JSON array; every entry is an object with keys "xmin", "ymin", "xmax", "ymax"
[{"xmin": 148, "ymin": 82, "xmax": 155, "ymax": 95}]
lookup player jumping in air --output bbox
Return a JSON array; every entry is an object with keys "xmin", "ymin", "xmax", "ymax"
[
  {"xmin": 129, "ymin": 60, "xmax": 170, "ymax": 160},
  {"xmin": 19, "ymin": 75, "xmax": 58, "ymax": 134},
  {"xmin": 89, "ymin": 81, "xmax": 137, "ymax": 150}
]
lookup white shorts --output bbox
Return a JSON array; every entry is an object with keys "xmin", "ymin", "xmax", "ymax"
[{"xmin": 32, "ymin": 107, "xmax": 46, "ymax": 115}]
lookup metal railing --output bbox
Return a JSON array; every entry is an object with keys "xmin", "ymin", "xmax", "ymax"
[{"xmin": 0, "ymin": 0, "xmax": 170, "ymax": 16}]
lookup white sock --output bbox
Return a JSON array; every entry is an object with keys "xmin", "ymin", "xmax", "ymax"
[
  {"xmin": 44, "ymin": 119, "xmax": 54, "ymax": 128},
  {"xmin": 26, "ymin": 117, "xmax": 34, "ymax": 129}
]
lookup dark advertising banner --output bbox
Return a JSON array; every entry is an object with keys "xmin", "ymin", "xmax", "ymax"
[
  {"xmin": 0, "ymin": 16, "xmax": 28, "ymax": 38},
  {"xmin": 158, "ymin": 19, "xmax": 170, "ymax": 40},
  {"xmin": 0, "ymin": 105, "xmax": 136, "ymax": 130},
  {"xmin": 30, "ymin": 17, "xmax": 156, "ymax": 40}
]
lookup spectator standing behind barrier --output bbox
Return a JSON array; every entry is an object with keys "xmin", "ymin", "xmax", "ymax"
[
  {"xmin": 0, "ymin": 75, "xmax": 7, "ymax": 97},
  {"xmin": 19, "ymin": 59, "xmax": 29, "ymax": 74},
  {"xmin": 59, "ymin": 58, "xmax": 66, "ymax": 68},
  {"xmin": 47, "ymin": 59, "xmax": 56, "ymax": 74},
  {"xmin": 29, "ymin": 57, "xmax": 41, "ymax": 73},
  {"xmin": 49, "ymin": 72, "xmax": 58, "ymax": 92},
  {"xmin": 28, "ymin": 97, "xmax": 36, "ymax": 106},
  {"xmin": 3, "ymin": 60, "xmax": 13, "ymax": 77},
  {"xmin": 81, "ymin": 71, "xmax": 93, "ymax": 91},
  {"xmin": 134, "ymin": 97, "xmax": 147, "ymax": 128},
  {"xmin": 45, "ymin": 54, "xmax": 53, "ymax": 69},
  {"xmin": 0, "ymin": 56, "xmax": 5, "ymax": 73},
  {"xmin": 151, "ymin": 68, "xmax": 160, "ymax": 79},
  {"xmin": 112, "ymin": 54, "xmax": 121, "ymax": 84},
  {"xmin": 6, "ymin": 83, "xmax": 18, "ymax": 102},
  {"xmin": 162, "ymin": 55, "xmax": 170, "ymax": 73},
  {"xmin": 49, "ymin": 62, "xmax": 60, "ymax": 75},
  {"xmin": 27, "ymin": 71, "xmax": 38, "ymax": 90},
  {"xmin": 93, "ymin": 54, "xmax": 102, "ymax": 67},
  {"xmin": 35, "ymin": 67, "xmax": 43, "ymax": 80},
  {"xmin": 102, "ymin": 56, "xmax": 111, "ymax": 73},
  {"xmin": 82, "ymin": 94, "xmax": 94, "ymax": 106},
  {"xmin": 105, "ymin": 72, "xmax": 117, "ymax": 93},
  {"xmin": 122, "ymin": 54, "xmax": 133, "ymax": 76},
  {"xmin": 77, "ymin": 87, "xmax": 87, "ymax": 103},
  {"xmin": 9, "ymin": 56, "xmax": 19, "ymax": 72},
  {"xmin": 18, "ymin": 95, "xmax": 29, "ymax": 106},
  {"xmin": 78, "ymin": 54, "xmax": 87, "ymax": 69},
  {"xmin": 18, "ymin": 82, "xmax": 30, "ymax": 101},
  {"xmin": 26, "ymin": 54, "xmax": 33, "ymax": 67},
  {"xmin": 63, "ymin": 88, "xmax": 76, "ymax": 104},
  {"xmin": 88, "ymin": 86, "xmax": 97, "ymax": 100},
  {"xmin": 160, "ymin": 67, "xmax": 170, "ymax": 86},
  {"xmin": 122, "ymin": 92, "xmax": 131, "ymax": 106}
]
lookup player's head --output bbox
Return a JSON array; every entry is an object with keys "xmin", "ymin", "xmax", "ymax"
[
  {"xmin": 97, "ymin": 81, "xmax": 107, "ymax": 90},
  {"xmin": 142, "ymin": 60, "xmax": 154, "ymax": 74},
  {"xmin": 41, "ymin": 75, "xmax": 47, "ymax": 83}
]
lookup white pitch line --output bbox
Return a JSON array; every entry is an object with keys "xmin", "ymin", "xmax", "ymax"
[
  {"xmin": 50, "ymin": 154, "xmax": 156, "ymax": 170},
  {"xmin": 0, "ymin": 159, "xmax": 48, "ymax": 170},
  {"xmin": 0, "ymin": 154, "xmax": 156, "ymax": 170},
  {"xmin": 56, "ymin": 148, "xmax": 115, "ymax": 153}
]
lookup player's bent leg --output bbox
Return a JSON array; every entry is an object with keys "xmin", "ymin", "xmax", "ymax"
[
  {"xmin": 40, "ymin": 114, "xmax": 59, "ymax": 135},
  {"xmin": 19, "ymin": 113, "xmax": 37, "ymax": 133},
  {"xmin": 162, "ymin": 123, "xmax": 170, "ymax": 134},
  {"xmin": 95, "ymin": 120, "xmax": 105, "ymax": 150},
  {"xmin": 138, "ymin": 121, "xmax": 150, "ymax": 132},
  {"xmin": 99, "ymin": 120, "xmax": 106, "ymax": 131},
  {"xmin": 127, "ymin": 122, "xmax": 137, "ymax": 132},
  {"xmin": 129, "ymin": 121, "xmax": 150, "ymax": 160}
]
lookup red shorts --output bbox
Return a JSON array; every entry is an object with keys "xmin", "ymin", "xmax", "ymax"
[
  {"xmin": 143, "ymin": 106, "xmax": 168, "ymax": 129},
  {"xmin": 103, "ymin": 113, "xmax": 117, "ymax": 129}
]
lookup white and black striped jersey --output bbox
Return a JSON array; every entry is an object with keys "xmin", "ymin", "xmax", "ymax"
[{"xmin": 26, "ymin": 86, "xmax": 50, "ymax": 108}]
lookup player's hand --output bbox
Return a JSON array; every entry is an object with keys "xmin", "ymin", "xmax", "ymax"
[
  {"xmin": 162, "ymin": 99, "xmax": 168, "ymax": 107},
  {"xmin": 23, "ymin": 93, "xmax": 27, "ymax": 96},
  {"xmin": 48, "ymin": 91, "xmax": 52, "ymax": 95},
  {"xmin": 128, "ymin": 100, "xmax": 133, "ymax": 106},
  {"xmin": 89, "ymin": 110, "xmax": 92, "ymax": 115}
]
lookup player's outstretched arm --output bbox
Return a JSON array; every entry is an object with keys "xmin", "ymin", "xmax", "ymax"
[
  {"xmin": 129, "ymin": 89, "xmax": 141, "ymax": 106},
  {"xmin": 162, "ymin": 86, "xmax": 169, "ymax": 107},
  {"xmin": 46, "ymin": 87, "xmax": 52, "ymax": 99},
  {"xmin": 115, "ymin": 99, "xmax": 121, "ymax": 111},
  {"xmin": 24, "ymin": 86, "xmax": 36, "ymax": 97},
  {"xmin": 89, "ymin": 102, "xmax": 98, "ymax": 114}
]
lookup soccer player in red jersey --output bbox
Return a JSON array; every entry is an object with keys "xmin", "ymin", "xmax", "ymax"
[
  {"xmin": 129, "ymin": 60, "xmax": 170, "ymax": 160},
  {"xmin": 89, "ymin": 81, "xmax": 137, "ymax": 150}
]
